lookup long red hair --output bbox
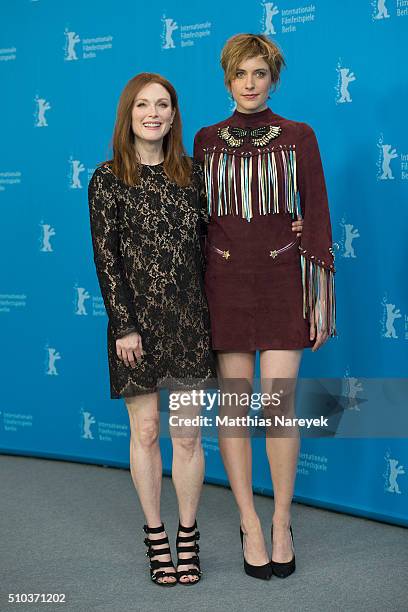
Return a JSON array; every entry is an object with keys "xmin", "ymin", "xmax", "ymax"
[{"xmin": 106, "ymin": 73, "xmax": 192, "ymax": 187}]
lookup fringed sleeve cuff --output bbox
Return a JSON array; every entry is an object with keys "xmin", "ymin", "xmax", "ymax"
[
  {"xmin": 296, "ymin": 122, "xmax": 337, "ymax": 337},
  {"xmin": 299, "ymin": 247, "xmax": 336, "ymax": 337}
]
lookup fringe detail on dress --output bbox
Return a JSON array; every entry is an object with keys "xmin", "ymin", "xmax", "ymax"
[
  {"xmin": 300, "ymin": 254, "xmax": 336, "ymax": 337},
  {"xmin": 203, "ymin": 147, "xmax": 299, "ymax": 222}
]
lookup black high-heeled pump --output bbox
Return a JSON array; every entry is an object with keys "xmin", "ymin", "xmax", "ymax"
[
  {"xmin": 240, "ymin": 526, "xmax": 272, "ymax": 580},
  {"xmin": 270, "ymin": 524, "xmax": 296, "ymax": 578}
]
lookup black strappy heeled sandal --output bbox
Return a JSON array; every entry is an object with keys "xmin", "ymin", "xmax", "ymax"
[
  {"xmin": 176, "ymin": 520, "xmax": 202, "ymax": 585},
  {"xmin": 143, "ymin": 523, "xmax": 177, "ymax": 587}
]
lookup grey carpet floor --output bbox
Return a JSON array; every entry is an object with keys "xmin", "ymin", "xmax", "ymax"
[{"xmin": 0, "ymin": 455, "xmax": 407, "ymax": 612}]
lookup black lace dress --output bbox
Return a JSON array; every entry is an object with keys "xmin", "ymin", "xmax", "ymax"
[{"xmin": 88, "ymin": 161, "xmax": 217, "ymax": 399}]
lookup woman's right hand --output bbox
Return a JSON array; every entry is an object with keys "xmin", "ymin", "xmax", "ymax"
[{"xmin": 116, "ymin": 332, "xmax": 143, "ymax": 369}]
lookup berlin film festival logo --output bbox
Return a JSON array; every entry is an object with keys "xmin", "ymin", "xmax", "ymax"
[
  {"xmin": 339, "ymin": 218, "xmax": 360, "ymax": 258},
  {"xmin": 45, "ymin": 345, "xmax": 61, "ymax": 376},
  {"xmin": 64, "ymin": 28, "xmax": 80, "ymax": 60},
  {"xmin": 381, "ymin": 295, "xmax": 403, "ymax": 339},
  {"xmin": 372, "ymin": 0, "xmax": 390, "ymax": 20},
  {"xmin": 262, "ymin": 2, "xmax": 279, "ymax": 35},
  {"xmin": 74, "ymin": 285, "xmax": 90, "ymax": 316},
  {"xmin": 68, "ymin": 157, "xmax": 85, "ymax": 189},
  {"xmin": 161, "ymin": 14, "xmax": 211, "ymax": 49},
  {"xmin": 383, "ymin": 451, "xmax": 404, "ymax": 494},
  {"xmin": 39, "ymin": 222, "xmax": 56, "ymax": 252},
  {"xmin": 80, "ymin": 408, "xmax": 96, "ymax": 440},
  {"xmin": 162, "ymin": 15, "xmax": 178, "ymax": 49},
  {"xmin": 377, "ymin": 135, "xmax": 398, "ymax": 180},
  {"xmin": 34, "ymin": 95, "xmax": 51, "ymax": 127},
  {"xmin": 335, "ymin": 61, "xmax": 356, "ymax": 104},
  {"xmin": 343, "ymin": 367, "xmax": 364, "ymax": 412}
]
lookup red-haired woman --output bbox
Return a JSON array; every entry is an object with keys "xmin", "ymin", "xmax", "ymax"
[
  {"xmin": 194, "ymin": 34, "xmax": 336, "ymax": 580},
  {"xmin": 88, "ymin": 73, "xmax": 216, "ymax": 586}
]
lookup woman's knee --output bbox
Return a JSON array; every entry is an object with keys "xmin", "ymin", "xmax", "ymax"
[
  {"xmin": 132, "ymin": 417, "xmax": 160, "ymax": 449},
  {"xmin": 172, "ymin": 432, "xmax": 202, "ymax": 458}
]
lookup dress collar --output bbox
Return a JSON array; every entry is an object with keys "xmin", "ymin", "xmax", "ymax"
[{"xmin": 231, "ymin": 107, "xmax": 277, "ymax": 125}]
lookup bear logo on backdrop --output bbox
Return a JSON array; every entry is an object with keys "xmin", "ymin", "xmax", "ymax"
[
  {"xmin": 377, "ymin": 135, "xmax": 398, "ymax": 180},
  {"xmin": 372, "ymin": 0, "xmax": 391, "ymax": 20},
  {"xmin": 68, "ymin": 157, "xmax": 85, "ymax": 189},
  {"xmin": 64, "ymin": 29, "xmax": 81, "ymax": 61},
  {"xmin": 39, "ymin": 223, "xmax": 56, "ymax": 252},
  {"xmin": 343, "ymin": 367, "xmax": 364, "ymax": 412},
  {"xmin": 161, "ymin": 16, "xmax": 178, "ymax": 49},
  {"xmin": 262, "ymin": 2, "xmax": 279, "ymax": 35},
  {"xmin": 74, "ymin": 286, "xmax": 90, "ymax": 316},
  {"xmin": 34, "ymin": 95, "xmax": 51, "ymax": 127},
  {"xmin": 380, "ymin": 296, "xmax": 405, "ymax": 340},
  {"xmin": 337, "ymin": 218, "xmax": 360, "ymax": 259},
  {"xmin": 80, "ymin": 409, "xmax": 96, "ymax": 440},
  {"xmin": 45, "ymin": 346, "xmax": 61, "ymax": 376},
  {"xmin": 335, "ymin": 61, "xmax": 356, "ymax": 104},
  {"xmin": 384, "ymin": 450, "xmax": 405, "ymax": 494},
  {"xmin": 372, "ymin": 0, "xmax": 408, "ymax": 21}
]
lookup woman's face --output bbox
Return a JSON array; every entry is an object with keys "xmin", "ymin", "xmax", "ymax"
[
  {"xmin": 229, "ymin": 55, "xmax": 272, "ymax": 114},
  {"xmin": 131, "ymin": 82, "xmax": 175, "ymax": 144}
]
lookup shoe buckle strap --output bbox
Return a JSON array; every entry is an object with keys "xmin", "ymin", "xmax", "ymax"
[
  {"xmin": 143, "ymin": 522, "xmax": 165, "ymax": 534},
  {"xmin": 178, "ymin": 520, "xmax": 197, "ymax": 533}
]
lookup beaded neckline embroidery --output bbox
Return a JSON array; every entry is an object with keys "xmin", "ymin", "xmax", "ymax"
[{"xmin": 218, "ymin": 125, "xmax": 282, "ymax": 148}]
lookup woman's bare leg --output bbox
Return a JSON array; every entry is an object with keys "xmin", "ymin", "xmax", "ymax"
[
  {"xmin": 260, "ymin": 349, "xmax": 302, "ymax": 563},
  {"xmin": 217, "ymin": 351, "xmax": 269, "ymax": 566},
  {"xmin": 169, "ymin": 391, "xmax": 204, "ymax": 583},
  {"xmin": 125, "ymin": 392, "xmax": 176, "ymax": 584}
]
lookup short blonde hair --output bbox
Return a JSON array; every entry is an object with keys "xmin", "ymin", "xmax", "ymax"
[{"xmin": 220, "ymin": 33, "xmax": 286, "ymax": 91}]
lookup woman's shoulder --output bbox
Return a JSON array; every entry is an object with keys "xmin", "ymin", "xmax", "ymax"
[
  {"xmin": 91, "ymin": 162, "xmax": 114, "ymax": 179},
  {"xmin": 88, "ymin": 162, "xmax": 117, "ymax": 191},
  {"xmin": 194, "ymin": 115, "xmax": 233, "ymax": 142}
]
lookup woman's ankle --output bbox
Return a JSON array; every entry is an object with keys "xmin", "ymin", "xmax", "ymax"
[
  {"xmin": 272, "ymin": 512, "xmax": 291, "ymax": 528},
  {"xmin": 240, "ymin": 512, "xmax": 262, "ymax": 532}
]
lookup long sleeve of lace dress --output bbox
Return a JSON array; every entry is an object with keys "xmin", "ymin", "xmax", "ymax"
[{"xmin": 88, "ymin": 166, "xmax": 139, "ymax": 339}]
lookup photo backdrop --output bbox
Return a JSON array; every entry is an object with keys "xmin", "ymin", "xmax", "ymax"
[{"xmin": 1, "ymin": 0, "xmax": 407, "ymax": 526}]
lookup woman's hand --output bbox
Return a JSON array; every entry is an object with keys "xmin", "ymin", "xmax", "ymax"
[
  {"xmin": 310, "ymin": 308, "xmax": 329, "ymax": 352},
  {"xmin": 116, "ymin": 332, "xmax": 143, "ymax": 369},
  {"xmin": 291, "ymin": 214, "xmax": 304, "ymax": 237}
]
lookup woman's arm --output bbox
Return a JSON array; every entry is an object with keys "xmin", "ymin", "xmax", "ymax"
[
  {"xmin": 88, "ymin": 167, "xmax": 139, "ymax": 339},
  {"xmin": 296, "ymin": 124, "xmax": 336, "ymax": 345}
]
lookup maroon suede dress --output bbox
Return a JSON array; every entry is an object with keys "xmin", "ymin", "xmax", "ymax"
[{"xmin": 193, "ymin": 107, "xmax": 336, "ymax": 351}]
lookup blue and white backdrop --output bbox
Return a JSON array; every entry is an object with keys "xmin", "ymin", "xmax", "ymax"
[{"xmin": 1, "ymin": 0, "xmax": 407, "ymax": 526}]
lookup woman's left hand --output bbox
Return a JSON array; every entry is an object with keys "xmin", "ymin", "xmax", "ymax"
[
  {"xmin": 310, "ymin": 308, "xmax": 329, "ymax": 351},
  {"xmin": 291, "ymin": 214, "xmax": 303, "ymax": 237}
]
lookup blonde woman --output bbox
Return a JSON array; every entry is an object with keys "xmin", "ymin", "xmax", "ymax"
[{"xmin": 194, "ymin": 34, "xmax": 336, "ymax": 580}]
